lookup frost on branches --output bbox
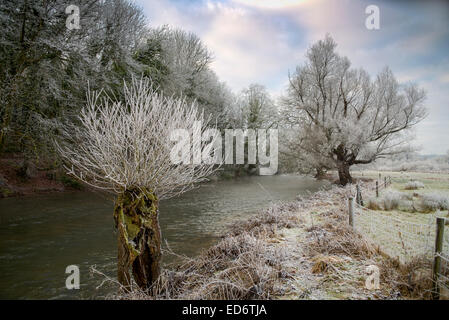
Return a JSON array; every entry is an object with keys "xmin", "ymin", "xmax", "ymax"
[
  {"xmin": 282, "ymin": 35, "xmax": 427, "ymax": 185},
  {"xmin": 56, "ymin": 78, "xmax": 220, "ymax": 290}
]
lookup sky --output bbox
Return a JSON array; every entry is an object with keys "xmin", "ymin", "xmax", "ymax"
[{"xmin": 135, "ymin": 0, "xmax": 449, "ymax": 155}]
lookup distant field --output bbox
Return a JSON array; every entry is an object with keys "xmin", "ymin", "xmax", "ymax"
[
  {"xmin": 352, "ymin": 170, "xmax": 449, "ymax": 219},
  {"xmin": 350, "ymin": 170, "xmax": 449, "ymax": 262},
  {"xmin": 353, "ymin": 170, "xmax": 449, "ymax": 195}
]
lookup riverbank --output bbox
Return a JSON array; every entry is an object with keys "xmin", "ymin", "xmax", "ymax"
[
  {"xmin": 0, "ymin": 154, "xmax": 84, "ymax": 198},
  {"xmin": 1, "ymin": 174, "xmax": 331, "ymax": 299},
  {"xmin": 110, "ymin": 181, "xmax": 432, "ymax": 300},
  {"xmin": 0, "ymin": 154, "xmax": 259, "ymax": 198}
]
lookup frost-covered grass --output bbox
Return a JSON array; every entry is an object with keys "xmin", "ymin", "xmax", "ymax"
[
  {"xmin": 421, "ymin": 193, "xmax": 449, "ymax": 211},
  {"xmin": 366, "ymin": 191, "xmax": 414, "ymax": 211},
  {"xmin": 367, "ymin": 194, "xmax": 398, "ymax": 211},
  {"xmin": 354, "ymin": 170, "xmax": 449, "ymax": 217},
  {"xmin": 404, "ymin": 180, "xmax": 425, "ymax": 190},
  {"xmin": 352, "ymin": 170, "xmax": 449, "ymax": 196}
]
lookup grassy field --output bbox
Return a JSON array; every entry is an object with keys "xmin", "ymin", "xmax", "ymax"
[
  {"xmin": 353, "ymin": 170, "xmax": 449, "ymax": 214},
  {"xmin": 353, "ymin": 170, "xmax": 449, "ymax": 194},
  {"xmin": 114, "ymin": 170, "xmax": 447, "ymax": 300},
  {"xmin": 350, "ymin": 170, "xmax": 449, "ymax": 263}
]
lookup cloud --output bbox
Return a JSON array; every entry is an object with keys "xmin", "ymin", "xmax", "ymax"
[
  {"xmin": 136, "ymin": 0, "xmax": 449, "ymax": 154},
  {"xmin": 201, "ymin": 2, "xmax": 305, "ymax": 91},
  {"xmin": 232, "ymin": 0, "xmax": 308, "ymax": 10},
  {"xmin": 440, "ymin": 75, "xmax": 449, "ymax": 83},
  {"xmin": 139, "ymin": 0, "xmax": 306, "ymax": 92}
]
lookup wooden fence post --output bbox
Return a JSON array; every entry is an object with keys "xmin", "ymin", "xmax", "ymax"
[
  {"xmin": 348, "ymin": 197, "xmax": 354, "ymax": 228},
  {"xmin": 376, "ymin": 181, "xmax": 379, "ymax": 197},
  {"xmin": 356, "ymin": 184, "xmax": 364, "ymax": 206},
  {"xmin": 432, "ymin": 217, "xmax": 445, "ymax": 300}
]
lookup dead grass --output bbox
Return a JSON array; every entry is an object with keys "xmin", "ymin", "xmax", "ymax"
[
  {"xmin": 150, "ymin": 234, "xmax": 288, "ymax": 299},
  {"xmin": 292, "ymin": 183, "xmax": 434, "ymax": 299},
  {"xmin": 404, "ymin": 180, "xmax": 425, "ymax": 190},
  {"xmin": 306, "ymin": 220, "xmax": 378, "ymax": 259},
  {"xmin": 311, "ymin": 255, "xmax": 346, "ymax": 274},
  {"xmin": 100, "ymin": 180, "xmax": 435, "ymax": 300},
  {"xmin": 225, "ymin": 202, "xmax": 303, "ymax": 237},
  {"xmin": 103, "ymin": 202, "xmax": 301, "ymax": 300},
  {"xmin": 378, "ymin": 256, "xmax": 433, "ymax": 299}
]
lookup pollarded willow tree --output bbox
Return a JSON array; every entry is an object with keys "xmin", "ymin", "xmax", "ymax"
[
  {"xmin": 282, "ymin": 35, "xmax": 427, "ymax": 185},
  {"xmin": 56, "ymin": 78, "xmax": 219, "ymax": 290}
]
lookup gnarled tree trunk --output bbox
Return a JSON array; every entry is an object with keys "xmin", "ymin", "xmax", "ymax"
[
  {"xmin": 337, "ymin": 162, "xmax": 352, "ymax": 185},
  {"xmin": 314, "ymin": 167, "xmax": 326, "ymax": 179},
  {"xmin": 114, "ymin": 188, "xmax": 161, "ymax": 291}
]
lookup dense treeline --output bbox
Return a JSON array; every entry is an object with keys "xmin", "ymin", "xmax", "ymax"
[
  {"xmin": 0, "ymin": 1, "xmax": 427, "ymax": 186},
  {"xmin": 1, "ymin": 0, "xmax": 145, "ymax": 157},
  {"xmin": 0, "ymin": 0, "xmax": 271, "ymax": 171}
]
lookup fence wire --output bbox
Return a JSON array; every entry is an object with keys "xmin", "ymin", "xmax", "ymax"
[
  {"xmin": 351, "ymin": 176, "xmax": 449, "ymax": 297},
  {"xmin": 353, "ymin": 202, "xmax": 436, "ymax": 263},
  {"xmin": 437, "ymin": 224, "xmax": 449, "ymax": 295}
]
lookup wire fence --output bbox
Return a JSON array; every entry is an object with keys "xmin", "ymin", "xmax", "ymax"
[
  {"xmin": 348, "ymin": 175, "xmax": 449, "ymax": 298},
  {"xmin": 353, "ymin": 202, "xmax": 437, "ymax": 263},
  {"xmin": 436, "ymin": 223, "xmax": 449, "ymax": 298}
]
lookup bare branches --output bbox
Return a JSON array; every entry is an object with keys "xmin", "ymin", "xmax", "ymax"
[
  {"xmin": 282, "ymin": 36, "xmax": 427, "ymax": 180},
  {"xmin": 56, "ymin": 77, "xmax": 219, "ymax": 199}
]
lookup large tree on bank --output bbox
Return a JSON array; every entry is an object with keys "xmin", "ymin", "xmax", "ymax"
[
  {"xmin": 282, "ymin": 35, "xmax": 427, "ymax": 185},
  {"xmin": 56, "ymin": 78, "xmax": 219, "ymax": 291}
]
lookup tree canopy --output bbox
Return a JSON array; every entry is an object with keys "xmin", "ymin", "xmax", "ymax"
[{"xmin": 281, "ymin": 35, "xmax": 427, "ymax": 184}]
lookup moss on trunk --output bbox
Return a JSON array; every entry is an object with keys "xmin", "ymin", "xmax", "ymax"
[{"xmin": 114, "ymin": 188, "xmax": 161, "ymax": 291}]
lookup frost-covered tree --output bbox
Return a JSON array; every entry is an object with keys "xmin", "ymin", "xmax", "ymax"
[
  {"xmin": 56, "ymin": 78, "xmax": 219, "ymax": 290},
  {"xmin": 0, "ymin": 0, "xmax": 147, "ymax": 155},
  {"xmin": 240, "ymin": 84, "xmax": 277, "ymax": 130},
  {"xmin": 137, "ymin": 26, "xmax": 233, "ymax": 129},
  {"xmin": 280, "ymin": 125, "xmax": 334, "ymax": 178},
  {"xmin": 85, "ymin": 0, "xmax": 147, "ymax": 91},
  {"xmin": 193, "ymin": 69, "xmax": 235, "ymax": 129},
  {"xmin": 282, "ymin": 35, "xmax": 427, "ymax": 185},
  {"xmin": 157, "ymin": 27, "xmax": 213, "ymax": 97},
  {"xmin": 221, "ymin": 84, "xmax": 278, "ymax": 175}
]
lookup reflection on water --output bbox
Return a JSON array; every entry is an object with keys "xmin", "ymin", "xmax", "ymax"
[{"xmin": 0, "ymin": 175, "xmax": 328, "ymax": 299}]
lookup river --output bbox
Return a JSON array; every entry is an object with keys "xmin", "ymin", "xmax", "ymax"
[{"xmin": 0, "ymin": 175, "xmax": 329, "ymax": 299}]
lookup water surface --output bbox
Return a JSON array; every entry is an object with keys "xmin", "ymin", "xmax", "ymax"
[{"xmin": 0, "ymin": 175, "xmax": 328, "ymax": 299}]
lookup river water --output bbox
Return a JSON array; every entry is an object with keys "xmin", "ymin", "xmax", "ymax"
[{"xmin": 0, "ymin": 175, "xmax": 329, "ymax": 299}]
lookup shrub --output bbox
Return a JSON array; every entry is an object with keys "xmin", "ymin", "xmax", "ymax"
[
  {"xmin": 404, "ymin": 180, "xmax": 425, "ymax": 190},
  {"xmin": 366, "ymin": 191, "xmax": 407, "ymax": 211},
  {"xmin": 421, "ymin": 193, "xmax": 449, "ymax": 211},
  {"xmin": 60, "ymin": 175, "xmax": 83, "ymax": 190},
  {"xmin": 383, "ymin": 192, "xmax": 401, "ymax": 210},
  {"xmin": 367, "ymin": 199, "xmax": 382, "ymax": 210},
  {"xmin": 401, "ymin": 192, "xmax": 414, "ymax": 200}
]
